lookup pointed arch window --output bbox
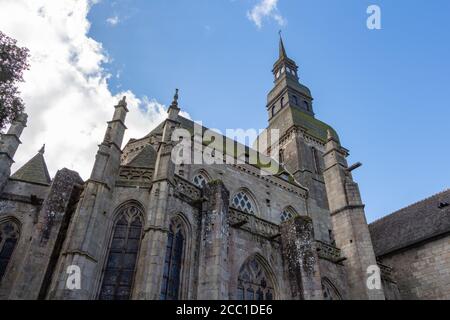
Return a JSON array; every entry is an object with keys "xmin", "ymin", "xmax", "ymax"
[
  {"xmin": 160, "ymin": 220, "xmax": 185, "ymax": 300},
  {"xmin": 237, "ymin": 257, "xmax": 275, "ymax": 300},
  {"xmin": 99, "ymin": 205, "xmax": 143, "ymax": 300},
  {"xmin": 322, "ymin": 278, "xmax": 342, "ymax": 300},
  {"xmin": 280, "ymin": 207, "xmax": 298, "ymax": 223},
  {"xmin": 231, "ymin": 191, "xmax": 256, "ymax": 215},
  {"xmin": 0, "ymin": 221, "xmax": 20, "ymax": 282},
  {"xmin": 312, "ymin": 147, "xmax": 322, "ymax": 175},
  {"xmin": 192, "ymin": 172, "xmax": 208, "ymax": 189}
]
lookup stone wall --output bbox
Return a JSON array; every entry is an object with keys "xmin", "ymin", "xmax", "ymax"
[
  {"xmin": 185, "ymin": 164, "xmax": 308, "ymax": 225},
  {"xmin": 318, "ymin": 257, "xmax": 349, "ymax": 299},
  {"xmin": 378, "ymin": 234, "xmax": 450, "ymax": 300},
  {"xmin": 0, "ymin": 179, "xmax": 49, "ymax": 299}
]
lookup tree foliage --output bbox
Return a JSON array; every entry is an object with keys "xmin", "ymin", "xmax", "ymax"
[{"xmin": 0, "ymin": 30, "xmax": 30, "ymax": 131}]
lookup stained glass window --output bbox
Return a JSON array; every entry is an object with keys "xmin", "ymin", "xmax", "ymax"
[
  {"xmin": 193, "ymin": 173, "xmax": 208, "ymax": 188},
  {"xmin": 99, "ymin": 205, "xmax": 143, "ymax": 300},
  {"xmin": 232, "ymin": 191, "xmax": 256, "ymax": 215},
  {"xmin": 237, "ymin": 256, "xmax": 275, "ymax": 300},
  {"xmin": 0, "ymin": 221, "xmax": 20, "ymax": 282},
  {"xmin": 280, "ymin": 207, "xmax": 297, "ymax": 223},
  {"xmin": 160, "ymin": 221, "xmax": 185, "ymax": 300}
]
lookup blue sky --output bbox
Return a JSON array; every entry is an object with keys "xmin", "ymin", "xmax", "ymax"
[
  {"xmin": 11, "ymin": 0, "xmax": 448, "ymax": 223},
  {"xmin": 86, "ymin": 0, "xmax": 450, "ymax": 222}
]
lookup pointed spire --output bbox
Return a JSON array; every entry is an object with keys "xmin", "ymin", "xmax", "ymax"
[
  {"xmin": 39, "ymin": 144, "xmax": 45, "ymax": 155},
  {"xmin": 11, "ymin": 148, "xmax": 51, "ymax": 185},
  {"xmin": 167, "ymin": 88, "xmax": 180, "ymax": 120},
  {"xmin": 279, "ymin": 30, "xmax": 287, "ymax": 59}
]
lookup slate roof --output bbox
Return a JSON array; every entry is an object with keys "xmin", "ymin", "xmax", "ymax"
[
  {"xmin": 128, "ymin": 115, "xmax": 302, "ymax": 185},
  {"xmin": 125, "ymin": 144, "xmax": 157, "ymax": 168},
  {"xmin": 369, "ymin": 189, "xmax": 450, "ymax": 257},
  {"xmin": 10, "ymin": 152, "xmax": 51, "ymax": 186}
]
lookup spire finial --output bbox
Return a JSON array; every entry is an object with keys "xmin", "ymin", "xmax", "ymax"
[
  {"xmin": 39, "ymin": 144, "xmax": 45, "ymax": 155},
  {"xmin": 279, "ymin": 30, "xmax": 287, "ymax": 59},
  {"xmin": 118, "ymin": 96, "xmax": 127, "ymax": 107},
  {"xmin": 171, "ymin": 88, "xmax": 179, "ymax": 108}
]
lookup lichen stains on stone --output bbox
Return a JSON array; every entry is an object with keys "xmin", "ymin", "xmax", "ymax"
[{"xmin": 39, "ymin": 168, "xmax": 83, "ymax": 244}]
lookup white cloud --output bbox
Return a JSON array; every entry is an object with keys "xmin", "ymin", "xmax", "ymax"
[
  {"xmin": 247, "ymin": 0, "xmax": 286, "ymax": 29},
  {"xmin": 0, "ymin": 0, "xmax": 176, "ymax": 179},
  {"xmin": 106, "ymin": 15, "xmax": 120, "ymax": 26}
]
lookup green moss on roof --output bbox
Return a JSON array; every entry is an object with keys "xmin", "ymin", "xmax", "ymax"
[
  {"xmin": 135, "ymin": 115, "xmax": 301, "ymax": 185},
  {"xmin": 291, "ymin": 108, "xmax": 339, "ymax": 143}
]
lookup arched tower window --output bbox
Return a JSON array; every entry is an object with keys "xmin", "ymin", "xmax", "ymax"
[
  {"xmin": 311, "ymin": 147, "xmax": 322, "ymax": 175},
  {"xmin": 237, "ymin": 256, "xmax": 275, "ymax": 300},
  {"xmin": 192, "ymin": 172, "xmax": 208, "ymax": 188},
  {"xmin": 304, "ymin": 100, "xmax": 310, "ymax": 112},
  {"xmin": 160, "ymin": 220, "xmax": 185, "ymax": 300},
  {"xmin": 99, "ymin": 205, "xmax": 143, "ymax": 300},
  {"xmin": 0, "ymin": 220, "xmax": 20, "ymax": 282},
  {"xmin": 231, "ymin": 191, "xmax": 256, "ymax": 215},
  {"xmin": 280, "ymin": 97, "xmax": 285, "ymax": 108},
  {"xmin": 322, "ymin": 278, "xmax": 342, "ymax": 300},
  {"xmin": 280, "ymin": 207, "xmax": 298, "ymax": 223}
]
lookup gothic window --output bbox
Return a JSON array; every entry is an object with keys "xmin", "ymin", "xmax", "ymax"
[
  {"xmin": 271, "ymin": 106, "xmax": 275, "ymax": 117},
  {"xmin": 231, "ymin": 191, "xmax": 256, "ymax": 215},
  {"xmin": 322, "ymin": 278, "xmax": 342, "ymax": 300},
  {"xmin": 237, "ymin": 256, "xmax": 275, "ymax": 300},
  {"xmin": 280, "ymin": 97, "xmax": 285, "ymax": 108},
  {"xmin": 304, "ymin": 101, "xmax": 310, "ymax": 112},
  {"xmin": 279, "ymin": 149, "xmax": 284, "ymax": 164},
  {"xmin": 0, "ymin": 221, "xmax": 20, "ymax": 282},
  {"xmin": 293, "ymin": 95, "xmax": 298, "ymax": 105},
  {"xmin": 192, "ymin": 172, "xmax": 208, "ymax": 188},
  {"xmin": 312, "ymin": 147, "xmax": 322, "ymax": 175},
  {"xmin": 99, "ymin": 205, "xmax": 143, "ymax": 300},
  {"xmin": 160, "ymin": 220, "xmax": 185, "ymax": 300},
  {"xmin": 280, "ymin": 207, "xmax": 297, "ymax": 223}
]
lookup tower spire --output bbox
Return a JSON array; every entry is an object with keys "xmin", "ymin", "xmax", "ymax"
[
  {"xmin": 167, "ymin": 88, "xmax": 180, "ymax": 121},
  {"xmin": 279, "ymin": 30, "xmax": 287, "ymax": 59}
]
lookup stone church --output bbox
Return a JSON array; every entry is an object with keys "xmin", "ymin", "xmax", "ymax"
[{"xmin": 0, "ymin": 38, "xmax": 448, "ymax": 300}]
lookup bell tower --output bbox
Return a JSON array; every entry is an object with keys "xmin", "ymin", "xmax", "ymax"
[
  {"xmin": 260, "ymin": 36, "xmax": 338, "ymax": 243},
  {"xmin": 267, "ymin": 34, "xmax": 314, "ymax": 123}
]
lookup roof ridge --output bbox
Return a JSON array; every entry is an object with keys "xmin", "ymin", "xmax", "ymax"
[{"xmin": 370, "ymin": 188, "xmax": 450, "ymax": 225}]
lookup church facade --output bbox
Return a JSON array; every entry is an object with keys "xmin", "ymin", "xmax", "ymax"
[{"xmin": 0, "ymin": 38, "xmax": 447, "ymax": 300}]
